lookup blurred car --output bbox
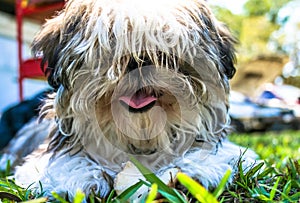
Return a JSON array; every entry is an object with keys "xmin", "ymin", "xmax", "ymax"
[
  {"xmin": 229, "ymin": 91, "xmax": 298, "ymax": 132},
  {"xmin": 256, "ymin": 83, "xmax": 300, "ymax": 118}
]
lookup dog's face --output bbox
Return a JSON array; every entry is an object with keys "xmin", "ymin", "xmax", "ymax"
[{"xmin": 35, "ymin": 0, "xmax": 236, "ymax": 159}]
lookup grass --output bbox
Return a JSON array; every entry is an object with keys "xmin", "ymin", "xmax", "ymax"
[
  {"xmin": 224, "ymin": 131, "xmax": 300, "ymax": 202},
  {"xmin": 0, "ymin": 131, "xmax": 299, "ymax": 202}
]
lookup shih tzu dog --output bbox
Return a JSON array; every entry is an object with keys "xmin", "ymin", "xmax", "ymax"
[{"xmin": 13, "ymin": 0, "xmax": 258, "ymax": 200}]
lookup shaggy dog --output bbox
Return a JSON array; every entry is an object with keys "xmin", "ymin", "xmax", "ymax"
[{"xmin": 14, "ymin": 0, "xmax": 258, "ymax": 200}]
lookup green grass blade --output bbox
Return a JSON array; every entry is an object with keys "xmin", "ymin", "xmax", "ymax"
[
  {"xmin": 256, "ymin": 194, "xmax": 270, "ymax": 201},
  {"xmin": 0, "ymin": 178, "xmax": 25, "ymax": 201},
  {"xmin": 269, "ymin": 177, "xmax": 280, "ymax": 200},
  {"xmin": 288, "ymin": 158, "xmax": 299, "ymax": 179},
  {"xmin": 245, "ymin": 162, "xmax": 264, "ymax": 178},
  {"xmin": 289, "ymin": 192, "xmax": 300, "ymax": 201},
  {"xmin": 116, "ymin": 180, "xmax": 144, "ymax": 202},
  {"xmin": 258, "ymin": 184, "xmax": 293, "ymax": 201},
  {"xmin": 73, "ymin": 190, "xmax": 85, "ymax": 203},
  {"xmin": 139, "ymin": 179, "xmax": 186, "ymax": 203},
  {"xmin": 88, "ymin": 192, "xmax": 95, "ymax": 203},
  {"xmin": 238, "ymin": 161, "xmax": 246, "ymax": 186},
  {"xmin": 256, "ymin": 166, "xmax": 274, "ymax": 179},
  {"xmin": 51, "ymin": 191, "xmax": 69, "ymax": 203},
  {"xmin": 227, "ymin": 190, "xmax": 238, "ymax": 198},
  {"xmin": 145, "ymin": 183, "xmax": 157, "ymax": 203},
  {"xmin": 177, "ymin": 172, "xmax": 218, "ymax": 203},
  {"xmin": 282, "ymin": 180, "xmax": 291, "ymax": 197},
  {"xmin": 5, "ymin": 160, "xmax": 11, "ymax": 177},
  {"xmin": 129, "ymin": 156, "xmax": 185, "ymax": 203},
  {"xmin": 212, "ymin": 169, "xmax": 231, "ymax": 198},
  {"xmin": 106, "ymin": 189, "xmax": 116, "ymax": 203}
]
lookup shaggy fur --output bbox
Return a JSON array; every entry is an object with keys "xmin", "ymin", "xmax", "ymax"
[{"xmin": 14, "ymin": 0, "xmax": 257, "ymax": 200}]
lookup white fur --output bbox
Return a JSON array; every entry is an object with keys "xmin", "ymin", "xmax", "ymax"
[{"xmin": 15, "ymin": 139, "xmax": 258, "ymax": 199}]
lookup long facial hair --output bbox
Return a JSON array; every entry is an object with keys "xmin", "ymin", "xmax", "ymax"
[{"xmin": 35, "ymin": 0, "xmax": 236, "ymax": 169}]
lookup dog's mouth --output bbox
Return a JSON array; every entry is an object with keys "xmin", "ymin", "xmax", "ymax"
[{"xmin": 119, "ymin": 91, "xmax": 157, "ymax": 113}]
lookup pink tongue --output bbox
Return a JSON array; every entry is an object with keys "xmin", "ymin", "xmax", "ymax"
[{"xmin": 119, "ymin": 94, "xmax": 157, "ymax": 109}]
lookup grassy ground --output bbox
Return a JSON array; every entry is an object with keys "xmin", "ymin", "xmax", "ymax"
[
  {"xmin": 229, "ymin": 131, "xmax": 300, "ymax": 170},
  {"xmin": 0, "ymin": 131, "xmax": 299, "ymax": 202},
  {"xmin": 223, "ymin": 131, "xmax": 300, "ymax": 202}
]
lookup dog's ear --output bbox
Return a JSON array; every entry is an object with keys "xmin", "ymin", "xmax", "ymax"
[
  {"xmin": 32, "ymin": 13, "xmax": 82, "ymax": 90},
  {"xmin": 193, "ymin": 1, "xmax": 236, "ymax": 80},
  {"xmin": 216, "ymin": 24, "xmax": 237, "ymax": 79},
  {"xmin": 31, "ymin": 15, "xmax": 62, "ymax": 90}
]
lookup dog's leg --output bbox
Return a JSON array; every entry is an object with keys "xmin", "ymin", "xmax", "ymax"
[
  {"xmin": 15, "ymin": 152, "xmax": 114, "ymax": 200},
  {"xmin": 168, "ymin": 140, "xmax": 258, "ymax": 188}
]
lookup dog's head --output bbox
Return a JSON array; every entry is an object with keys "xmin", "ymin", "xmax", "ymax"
[{"xmin": 35, "ymin": 0, "xmax": 236, "ymax": 158}]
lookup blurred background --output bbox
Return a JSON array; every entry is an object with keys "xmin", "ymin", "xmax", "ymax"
[
  {"xmin": 0, "ymin": 0, "xmax": 299, "ymax": 149},
  {"xmin": 209, "ymin": 0, "xmax": 300, "ymax": 132}
]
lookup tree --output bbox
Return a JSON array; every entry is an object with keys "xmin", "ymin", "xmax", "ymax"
[
  {"xmin": 244, "ymin": 0, "xmax": 271, "ymax": 17},
  {"xmin": 212, "ymin": 0, "xmax": 293, "ymax": 61},
  {"xmin": 239, "ymin": 16, "xmax": 279, "ymax": 60},
  {"xmin": 212, "ymin": 6, "xmax": 243, "ymax": 39}
]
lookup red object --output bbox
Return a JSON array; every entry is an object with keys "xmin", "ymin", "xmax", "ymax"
[{"xmin": 16, "ymin": 0, "xmax": 64, "ymax": 100}]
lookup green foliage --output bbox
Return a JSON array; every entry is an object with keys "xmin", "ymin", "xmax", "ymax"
[
  {"xmin": 239, "ymin": 16, "xmax": 280, "ymax": 59},
  {"xmin": 243, "ymin": 0, "xmax": 292, "ymax": 23},
  {"xmin": 267, "ymin": 0, "xmax": 292, "ymax": 23},
  {"xmin": 0, "ymin": 160, "xmax": 11, "ymax": 178},
  {"xmin": 212, "ymin": 6, "xmax": 243, "ymax": 39},
  {"xmin": 212, "ymin": 0, "xmax": 293, "ymax": 60},
  {"xmin": 0, "ymin": 178, "xmax": 46, "ymax": 203},
  {"xmin": 244, "ymin": 0, "xmax": 271, "ymax": 17}
]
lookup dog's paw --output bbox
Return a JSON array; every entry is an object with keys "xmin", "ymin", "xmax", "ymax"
[
  {"xmin": 34, "ymin": 161, "xmax": 114, "ymax": 200},
  {"xmin": 114, "ymin": 162, "xmax": 180, "ymax": 200}
]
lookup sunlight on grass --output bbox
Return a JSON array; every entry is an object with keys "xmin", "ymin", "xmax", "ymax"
[{"xmin": 229, "ymin": 130, "xmax": 300, "ymax": 168}]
